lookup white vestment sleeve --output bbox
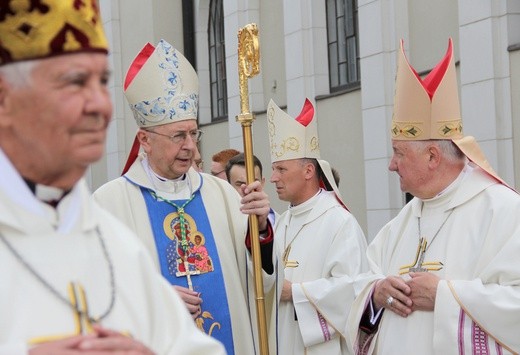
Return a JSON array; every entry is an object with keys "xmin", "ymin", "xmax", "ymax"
[
  {"xmin": 0, "ymin": 344, "xmax": 26, "ymax": 355},
  {"xmin": 293, "ymin": 282, "xmax": 337, "ymax": 347},
  {"xmin": 292, "ymin": 216, "xmax": 369, "ymax": 347}
]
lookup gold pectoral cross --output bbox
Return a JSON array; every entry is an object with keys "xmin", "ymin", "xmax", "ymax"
[
  {"xmin": 282, "ymin": 245, "xmax": 299, "ymax": 268},
  {"xmin": 29, "ymin": 282, "xmax": 95, "ymax": 345},
  {"xmin": 399, "ymin": 237, "xmax": 443, "ymax": 275}
]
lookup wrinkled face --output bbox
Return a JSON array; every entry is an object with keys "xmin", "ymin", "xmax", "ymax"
[
  {"xmin": 270, "ymin": 159, "xmax": 309, "ymax": 205},
  {"xmin": 388, "ymin": 140, "xmax": 431, "ymax": 197},
  {"xmin": 0, "ymin": 53, "xmax": 112, "ymax": 185},
  {"xmin": 143, "ymin": 119, "xmax": 198, "ymax": 179},
  {"xmin": 228, "ymin": 164, "xmax": 264, "ymax": 197}
]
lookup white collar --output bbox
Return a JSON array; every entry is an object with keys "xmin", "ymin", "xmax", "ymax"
[
  {"xmin": 289, "ymin": 188, "xmax": 322, "ymax": 215},
  {"xmin": 0, "ymin": 148, "xmax": 82, "ymax": 233},
  {"xmin": 142, "ymin": 157, "xmax": 192, "ymax": 200}
]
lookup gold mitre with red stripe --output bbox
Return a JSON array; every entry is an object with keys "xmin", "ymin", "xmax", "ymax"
[
  {"xmin": 267, "ymin": 98, "xmax": 320, "ymax": 163},
  {"xmin": 392, "ymin": 39, "xmax": 514, "ymax": 191},
  {"xmin": 391, "ymin": 38, "xmax": 462, "ymax": 140},
  {"xmin": 0, "ymin": 0, "xmax": 108, "ymax": 66},
  {"xmin": 123, "ymin": 39, "xmax": 199, "ymax": 128}
]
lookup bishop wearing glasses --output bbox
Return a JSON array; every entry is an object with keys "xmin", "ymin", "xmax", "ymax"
[{"xmin": 93, "ymin": 39, "xmax": 277, "ymax": 355}]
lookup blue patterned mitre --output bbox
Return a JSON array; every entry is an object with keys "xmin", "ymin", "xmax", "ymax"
[{"xmin": 124, "ymin": 39, "xmax": 199, "ymax": 127}]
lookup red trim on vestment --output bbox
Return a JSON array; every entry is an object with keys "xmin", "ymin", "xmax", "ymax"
[{"xmin": 245, "ymin": 221, "xmax": 274, "ymax": 249}]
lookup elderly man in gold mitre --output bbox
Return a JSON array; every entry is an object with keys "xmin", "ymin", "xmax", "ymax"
[
  {"xmin": 0, "ymin": 1, "xmax": 224, "ymax": 354},
  {"xmin": 346, "ymin": 38, "xmax": 520, "ymax": 355}
]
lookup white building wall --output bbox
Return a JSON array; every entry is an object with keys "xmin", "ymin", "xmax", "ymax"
[
  {"xmin": 92, "ymin": 0, "xmax": 184, "ymax": 186},
  {"xmin": 358, "ymin": 0, "xmax": 404, "ymax": 241},
  {"xmin": 282, "ymin": 0, "xmax": 329, "ymax": 116},
  {"xmin": 458, "ymin": 0, "xmax": 515, "ymax": 185},
  {"xmin": 222, "ymin": 0, "xmax": 263, "ymax": 149}
]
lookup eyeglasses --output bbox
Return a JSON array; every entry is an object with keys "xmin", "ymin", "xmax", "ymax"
[
  {"xmin": 211, "ymin": 169, "xmax": 225, "ymax": 176},
  {"xmin": 145, "ymin": 129, "xmax": 203, "ymax": 144}
]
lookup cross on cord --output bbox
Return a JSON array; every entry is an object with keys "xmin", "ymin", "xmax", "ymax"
[{"xmin": 399, "ymin": 237, "xmax": 444, "ymax": 275}]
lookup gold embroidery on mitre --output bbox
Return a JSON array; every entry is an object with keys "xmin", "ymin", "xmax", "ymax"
[
  {"xmin": 267, "ymin": 106, "xmax": 276, "ymax": 138},
  {"xmin": 309, "ymin": 136, "xmax": 319, "ymax": 152},
  {"xmin": 437, "ymin": 120, "xmax": 463, "ymax": 137},
  {"xmin": 0, "ymin": 0, "xmax": 108, "ymax": 65},
  {"xmin": 63, "ymin": 31, "xmax": 81, "ymax": 51},
  {"xmin": 391, "ymin": 122, "xmax": 423, "ymax": 138},
  {"xmin": 272, "ymin": 137, "xmax": 300, "ymax": 158}
]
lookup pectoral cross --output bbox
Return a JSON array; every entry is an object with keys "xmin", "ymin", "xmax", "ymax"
[
  {"xmin": 176, "ymin": 260, "xmax": 200, "ymax": 290},
  {"xmin": 282, "ymin": 245, "xmax": 299, "ymax": 268},
  {"xmin": 399, "ymin": 237, "xmax": 443, "ymax": 275},
  {"xmin": 29, "ymin": 282, "xmax": 94, "ymax": 345}
]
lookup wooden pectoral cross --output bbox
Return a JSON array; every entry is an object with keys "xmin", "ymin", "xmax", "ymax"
[
  {"xmin": 399, "ymin": 237, "xmax": 443, "ymax": 275},
  {"xmin": 282, "ymin": 245, "xmax": 299, "ymax": 268},
  {"xmin": 29, "ymin": 282, "xmax": 95, "ymax": 345}
]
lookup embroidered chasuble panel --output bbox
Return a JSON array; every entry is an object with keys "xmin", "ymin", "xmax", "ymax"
[
  {"xmin": 163, "ymin": 213, "xmax": 214, "ymax": 276},
  {"xmin": 141, "ymin": 188, "xmax": 235, "ymax": 354}
]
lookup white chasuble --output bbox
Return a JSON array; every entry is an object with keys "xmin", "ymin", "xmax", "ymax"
[
  {"xmin": 93, "ymin": 153, "xmax": 277, "ymax": 355},
  {"xmin": 347, "ymin": 164, "xmax": 520, "ymax": 355},
  {"xmin": 273, "ymin": 190, "xmax": 368, "ymax": 355},
  {"xmin": 0, "ymin": 149, "xmax": 224, "ymax": 355}
]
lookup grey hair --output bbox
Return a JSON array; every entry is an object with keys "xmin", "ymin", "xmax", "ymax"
[
  {"xmin": 0, "ymin": 60, "xmax": 36, "ymax": 88},
  {"xmin": 410, "ymin": 140, "xmax": 466, "ymax": 163},
  {"xmin": 299, "ymin": 158, "xmax": 319, "ymax": 169}
]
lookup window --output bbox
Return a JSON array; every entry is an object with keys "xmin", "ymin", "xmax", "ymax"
[
  {"xmin": 182, "ymin": 0, "xmax": 196, "ymax": 70},
  {"xmin": 208, "ymin": 0, "xmax": 228, "ymax": 120},
  {"xmin": 326, "ymin": 0, "xmax": 360, "ymax": 92}
]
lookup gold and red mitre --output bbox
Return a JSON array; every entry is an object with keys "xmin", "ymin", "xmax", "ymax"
[
  {"xmin": 267, "ymin": 98, "xmax": 319, "ymax": 163},
  {"xmin": 391, "ymin": 38, "xmax": 462, "ymax": 140},
  {"xmin": 267, "ymin": 98, "xmax": 349, "ymax": 209},
  {"xmin": 0, "ymin": 0, "xmax": 108, "ymax": 66},
  {"xmin": 392, "ymin": 39, "xmax": 513, "ymax": 190}
]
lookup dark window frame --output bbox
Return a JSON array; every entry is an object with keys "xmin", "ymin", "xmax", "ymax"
[
  {"xmin": 182, "ymin": 0, "xmax": 196, "ymax": 70},
  {"xmin": 325, "ymin": 0, "xmax": 360, "ymax": 93},
  {"xmin": 208, "ymin": 0, "xmax": 228, "ymax": 121}
]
